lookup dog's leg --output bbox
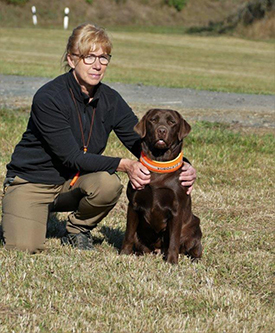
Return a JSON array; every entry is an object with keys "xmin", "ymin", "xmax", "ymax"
[
  {"xmin": 134, "ymin": 234, "xmax": 153, "ymax": 255},
  {"xmin": 180, "ymin": 215, "xmax": 203, "ymax": 261},
  {"xmin": 166, "ymin": 217, "xmax": 182, "ymax": 264},
  {"xmin": 120, "ymin": 204, "xmax": 139, "ymax": 255},
  {"xmin": 189, "ymin": 241, "xmax": 203, "ymax": 262}
]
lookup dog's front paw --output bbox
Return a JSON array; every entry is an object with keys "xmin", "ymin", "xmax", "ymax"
[
  {"xmin": 120, "ymin": 246, "xmax": 133, "ymax": 255},
  {"xmin": 167, "ymin": 253, "xmax": 179, "ymax": 265}
]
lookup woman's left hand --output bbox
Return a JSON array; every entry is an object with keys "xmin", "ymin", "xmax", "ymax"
[{"xmin": 179, "ymin": 162, "xmax": 197, "ymax": 195}]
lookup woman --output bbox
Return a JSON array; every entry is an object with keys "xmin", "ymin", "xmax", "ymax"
[{"xmin": 1, "ymin": 23, "xmax": 196, "ymax": 253}]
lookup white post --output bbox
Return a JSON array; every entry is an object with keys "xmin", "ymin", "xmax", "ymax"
[
  {"xmin": 31, "ymin": 6, "xmax": 37, "ymax": 26},
  {"xmin": 64, "ymin": 7, "xmax": 69, "ymax": 30}
]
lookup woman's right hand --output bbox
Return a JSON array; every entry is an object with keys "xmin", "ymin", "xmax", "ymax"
[{"xmin": 117, "ymin": 159, "xmax": 151, "ymax": 190}]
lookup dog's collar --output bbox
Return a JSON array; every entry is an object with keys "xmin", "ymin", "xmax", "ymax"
[{"xmin": 140, "ymin": 151, "xmax": 183, "ymax": 174}]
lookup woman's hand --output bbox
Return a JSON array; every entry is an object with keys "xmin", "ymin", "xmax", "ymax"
[
  {"xmin": 117, "ymin": 159, "xmax": 151, "ymax": 190},
  {"xmin": 179, "ymin": 162, "xmax": 197, "ymax": 195}
]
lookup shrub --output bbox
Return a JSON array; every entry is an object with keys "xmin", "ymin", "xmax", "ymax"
[
  {"xmin": 164, "ymin": 0, "xmax": 188, "ymax": 12},
  {"xmin": 5, "ymin": 0, "xmax": 29, "ymax": 5}
]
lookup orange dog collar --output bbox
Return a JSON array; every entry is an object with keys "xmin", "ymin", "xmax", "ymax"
[{"xmin": 140, "ymin": 151, "xmax": 183, "ymax": 173}]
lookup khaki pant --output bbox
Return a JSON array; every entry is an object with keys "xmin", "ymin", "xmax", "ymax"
[{"xmin": 1, "ymin": 172, "xmax": 123, "ymax": 253}]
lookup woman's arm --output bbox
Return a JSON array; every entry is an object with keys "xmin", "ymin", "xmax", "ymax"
[
  {"xmin": 31, "ymin": 91, "xmax": 121, "ymax": 174},
  {"xmin": 117, "ymin": 159, "xmax": 151, "ymax": 190}
]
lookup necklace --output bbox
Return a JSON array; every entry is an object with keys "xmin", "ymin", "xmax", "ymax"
[
  {"xmin": 69, "ymin": 88, "xmax": 96, "ymax": 153},
  {"xmin": 68, "ymin": 88, "xmax": 96, "ymax": 188}
]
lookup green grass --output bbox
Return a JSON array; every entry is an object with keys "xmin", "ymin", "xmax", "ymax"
[
  {"xmin": 0, "ymin": 23, "xmax": 274, "ymax": 332},
  {"xmin": 0, "ymin": 27, "xmax": 274, "ymax": 94},
  {"xmin": 0, "ymin": 107, "xmax": 274, "ymax": 332}
]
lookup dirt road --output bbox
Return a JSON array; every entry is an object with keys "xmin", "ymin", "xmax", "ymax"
[{"xmin": 0, "ymin": 74, "xmax": 274, "ymax": 129}]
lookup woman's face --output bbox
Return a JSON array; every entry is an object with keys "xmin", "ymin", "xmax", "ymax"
[{"xmin": 67, "ymin": 46, "xmax": 109, "ymax": 95}]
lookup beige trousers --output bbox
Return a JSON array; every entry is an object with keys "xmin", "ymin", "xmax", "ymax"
[{"xmin": 1, "ymin": 172, "xmax": 123, "ymax": 253}]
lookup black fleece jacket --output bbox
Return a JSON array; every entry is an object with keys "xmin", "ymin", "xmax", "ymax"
[{"xmin": 6, "ymin": 70, "xmax": 141, "ymax": 184}]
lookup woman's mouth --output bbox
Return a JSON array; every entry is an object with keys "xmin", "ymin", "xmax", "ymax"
[{"xmin": 90, "ymin": 73, "xmax": 101, "ymax": 79}]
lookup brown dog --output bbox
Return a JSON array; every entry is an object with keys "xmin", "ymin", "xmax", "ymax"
[{"xmin": 121, "ymin": 109, "xmax": 202, "ymax": 264}]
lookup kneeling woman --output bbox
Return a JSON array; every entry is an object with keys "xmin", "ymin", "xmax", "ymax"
[{"xmin": 1, "ymin": 23, "xmax": 196, "ymax": 253}]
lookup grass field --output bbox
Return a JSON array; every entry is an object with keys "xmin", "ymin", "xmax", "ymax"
[
  {"xmin": 0, "ymin": 27, "xmax": 274, "ymax": 332},
  {"xmin": 0, "ymin": 27, "xmax": 274, "ymax": 94},
  {"xmin": 0, "ymin": 106, "xmax": 274, "ymax": 332}
]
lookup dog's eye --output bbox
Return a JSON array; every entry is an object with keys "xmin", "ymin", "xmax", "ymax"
[
  {"xmin": 150, "ymin": 118, "xmax": 157, "ymax": 123},
  {"xmin": 167, "ymin": 119, "xmax": 176, "ymax": 125}
]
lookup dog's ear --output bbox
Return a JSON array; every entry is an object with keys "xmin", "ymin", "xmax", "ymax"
[
  {"xmin": 178, "ymin": 115, "xmax": 191, "ymax": 140},
  {"xmin": 134, "ymin": 110, "xmax": 152, "ymax": 138},
  {"xmin": 134, "ymin": 117, "xmax": 146, "ymax": 138}
]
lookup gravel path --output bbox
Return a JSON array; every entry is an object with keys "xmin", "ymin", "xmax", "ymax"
[{"xmin": 0, "ymin": 74, "xmax": 274, "ymax": 129}]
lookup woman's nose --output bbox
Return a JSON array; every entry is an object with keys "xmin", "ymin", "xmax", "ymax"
[{"xmin": 93, "ymin": 57, "xmax": 102, "ymax": 69}]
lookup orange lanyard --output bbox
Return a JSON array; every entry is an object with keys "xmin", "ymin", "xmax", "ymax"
[
  {"xmin": 69, "ymin": 88, "xmax": 96, "ymax": 188},
  {"xmin": 69, "ymin": 88, "xmax": 96, "ymax": 153}
]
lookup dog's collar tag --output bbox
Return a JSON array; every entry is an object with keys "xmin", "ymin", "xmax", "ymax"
[{"xmin": 140, "ymin": 151, "xmax": 183, "ymax": 173}]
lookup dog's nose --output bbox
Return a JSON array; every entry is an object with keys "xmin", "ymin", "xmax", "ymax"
[{"xmin": 157, "ymin": 127, "xmax": 167, "ymax": 137}]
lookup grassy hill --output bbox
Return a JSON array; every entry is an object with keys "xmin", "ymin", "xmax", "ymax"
[{"xmin": 0, "ymin": 0, "xmax": 274, "ymax": 38}]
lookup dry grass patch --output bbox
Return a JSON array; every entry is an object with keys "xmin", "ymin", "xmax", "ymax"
[{"xmin": 0, "ymin": 108, "xmax": 274, "ymax": 332}]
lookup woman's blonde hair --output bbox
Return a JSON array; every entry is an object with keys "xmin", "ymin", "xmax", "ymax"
[{"xmin": 62, "ymin": 23, "xmax": 112, "ymax": 71}]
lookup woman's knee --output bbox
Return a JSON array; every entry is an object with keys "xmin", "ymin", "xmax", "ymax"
[
  {"xmin": 4, "ymin": 241, "xmax": 45, "ymax": 254},
  {"xmin": 2, "ymin": 179, "xmax": 59, "ymax": 253},
  {"xmin": 82, "ymin": 172, "xmax": 123, "ymax": 206},
  {"xmin": 95, "ymin": 173, "xmax": 123, "ymax": 206},
  {"xmin": 2, "ymin": 215, "xmax": 47, "ymax": 254}
]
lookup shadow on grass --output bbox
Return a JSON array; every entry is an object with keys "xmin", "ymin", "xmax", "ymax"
[
  {"xmin": 47, "ymin": 213, "xmax": 125, "ymax": 250},
  {"xmin": 0, "ymin": 214, "xmax": 125, "ymax": 250},
  {"xmin": 100, "ymin": 225, "xmax": 125, "ymax": 250},
  {"xmin": 46, "ymin": 213, "xmax": 67, "ymax": 239},
  {"xmin": 0, "ymin": 224, "xmax": 3, "ymax": 246}
]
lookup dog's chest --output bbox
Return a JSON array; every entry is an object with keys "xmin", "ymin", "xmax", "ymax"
[{"xmin": 130, "ymin": 175, "xmax": 181, "ymax": 233}]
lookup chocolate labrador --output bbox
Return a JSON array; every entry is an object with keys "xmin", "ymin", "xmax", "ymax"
[{"xmin": 121, "ymin": 109, "xmax": 202, "ymax": 264}]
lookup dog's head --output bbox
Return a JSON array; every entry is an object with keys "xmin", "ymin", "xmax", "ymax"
[{"xmin": 134, "ymin": 109, "xmax": 191, "ymax": 157}]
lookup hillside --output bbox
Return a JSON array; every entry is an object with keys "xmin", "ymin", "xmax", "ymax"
[{"xmin": 0, "ymin": 0, "xmax": 274, "ymax": 38}]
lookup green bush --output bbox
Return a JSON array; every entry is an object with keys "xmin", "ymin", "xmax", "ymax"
[
  {"xmin": 165, "ymin": 0, "xmax": 188, "ymax": 12},
  {"xmin": 85, "ymin": 0, "xmax": 93, "ymax": 4},
  {"xmin": 6, "ymin": 0, "xmax": 29, "ymax": 5}
]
